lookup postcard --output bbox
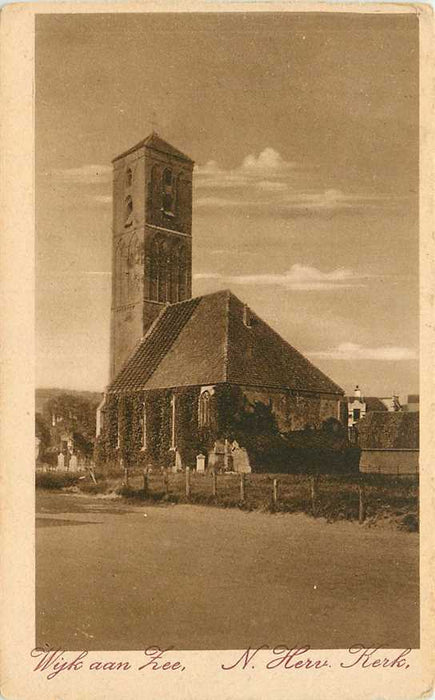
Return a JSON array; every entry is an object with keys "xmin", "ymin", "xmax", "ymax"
[{"xmin": 0, "ymin": 3, "xmax": 433, "ymax": 699}]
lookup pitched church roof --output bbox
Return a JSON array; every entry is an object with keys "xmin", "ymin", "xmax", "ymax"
[
  {"xmin": 108, "ymin": 290, "xmax": 344, "ymax": 396},
  {"xmin": 112, "ymin": 132, "xmax": 194, "ymax": 164}
]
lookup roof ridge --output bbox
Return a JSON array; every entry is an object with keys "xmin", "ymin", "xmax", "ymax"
[{"xmin": 112, "ymin": 132, "xmax": 194, "ymax": 164}]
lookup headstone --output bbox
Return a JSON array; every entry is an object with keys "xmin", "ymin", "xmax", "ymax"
[
  {"xmin": 175, "ymin": 449, "xmax": 183, "ymax": 472},
  {"xmin": 69, "ymin": 454, "xmax": 78, "ymax": 472},
  {"xmin": 57, "ymin": 452, "xmax": 65, "ymax": 470},
  {"xmin": 231, "ymin": 441, "xmax": 251, "ymax": 473},
  {"xmin": 196, "ymin": 453, "xmax": 206, "ymax": 473}
]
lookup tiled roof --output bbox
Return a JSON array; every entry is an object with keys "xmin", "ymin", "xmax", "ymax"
[
  {"xmin": 109, "ymin": 298, "xmax": 201, "ymax": 393},
  {"xmin": 358, "ymin": 412, "xmax": 419, "ymax": 449},
  {"xmin": 108, "ymin": 290, "xmax": 344, "ymax": 395},
  {"xmin": 225, "ymin": 294, "xmax": 343, "ymax": 394},
  {"xmin": 112, "ymin": 132, "xmax": 194, "ymax": 164}
]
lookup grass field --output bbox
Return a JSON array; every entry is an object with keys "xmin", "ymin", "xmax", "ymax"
[{"xmin": 36, "ymin": 469, "xmax": 419, "ymax": 530}]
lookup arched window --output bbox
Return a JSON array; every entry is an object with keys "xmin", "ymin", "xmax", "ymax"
[
  {"xmin": 162, "ymin": 168, "xmax": 175, "ymax": 216},
  {"xmin": 178, "ymin": 246, "xmax": 188, "ymax": 301},
  {"xmin": 169, "ymin": 245, "xmax": 179, "ymax": 303},
  {"xmin": 128, "ymin": 235, "xmax": 142, "ymax": 297},
  {"xmin": 158, "ymin": 242, "xmax": 169, "ymax": 302},
  {"xmin": 120, "ymin": 243, "xmax": 129, "ymax": 304},
  {"xmin": 150, "ymin": 238, "xmax": 160, "ymax": 301},
  {"xmin": 125, "ymin": 168, "xmax": 132, "ymax": 188},
  {"xmin": 177, "ymin": 172, "xmax": 188, "ymax": 229},
  {"xmin": 148, "ymin": 164, "xmax": 159, "ymax": 223},
  {"xmin": 124, "ymin": 195, "xmax": 133, "ymax": 227},
  {"xmin": 199, "ymin": 391, "xmax": 211, "ymax": 428},
  {"xmin": 115, "ymin": 241, "xmax": 129, "ymax": 305}
]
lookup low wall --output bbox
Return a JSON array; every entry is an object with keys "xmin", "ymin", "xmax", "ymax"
[{"xmin": 360, "ymin": 449, "xmax": 419, "ymax": 475}]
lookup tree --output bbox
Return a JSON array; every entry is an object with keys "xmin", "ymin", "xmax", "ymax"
[
  {"xmin": 44, "ymin": 392, "xmax": 99, "ymax": 454},
  {"xmin": 35, "ymin": 412, "xmax": 51, "ymax": 452}
]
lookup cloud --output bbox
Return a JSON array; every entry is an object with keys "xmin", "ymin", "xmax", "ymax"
[
  {"xmin": 47, "ymin": 164, "xmax": 112, "ymax": 185},
  {"xmin": 309, "ymin": 342, "xmax": 418, "ymax": 361},
  {"xmin": 241, "ymin": 147, "xmax": 296, "ymax": 173},
  {"xmin": 194, "ymin": 148, "xmax": 393, "ymax": 217},
  {"xmin": 194, "ymin": 147, "xmax": 298, "ymax": 192},
  {"xmin": 194, "ymin": 264, "xmax": 365, "ymax": 291}
]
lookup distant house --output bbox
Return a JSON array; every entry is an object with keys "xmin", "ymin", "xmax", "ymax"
[
  {"xmin": 404, "ymin": 394, "xmax": 419, "ymax": 413},
  {"xmin": 341, "ymin": 386, "xmax": 387, "ymax": 429},
  {"xmin": 378, "ymin": 395, "xmax": 402, "ymax": 412},
  {"xmin": 358, "ymin": 412, "xmax": 419, "ymax": 475}
]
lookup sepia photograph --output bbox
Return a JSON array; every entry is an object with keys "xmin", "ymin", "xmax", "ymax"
[{"xmin": 34, "ymin": 10, "xmax": 421, "ymax": 654}]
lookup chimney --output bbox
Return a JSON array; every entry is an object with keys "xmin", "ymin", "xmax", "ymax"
[{"xmin": 243, "ymin": 304, "xmax": 252, "ymax": 328}]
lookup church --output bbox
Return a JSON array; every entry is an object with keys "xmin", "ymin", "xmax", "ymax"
[{"xmin": 95, "ymin": 133, "xmax": 344, "ymax": 472}]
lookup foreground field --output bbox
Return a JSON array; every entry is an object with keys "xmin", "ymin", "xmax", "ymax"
[
  {"xmin": 36, "ymin": 469, "xmax": 419, "ymax": 530},
  {"xmin": 36, "ymin": 490, "xmax": 419, "ymax": 650}
]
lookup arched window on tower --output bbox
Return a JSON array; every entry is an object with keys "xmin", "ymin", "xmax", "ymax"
[
  {"xmin": 150, "ymin": 238, "xmax": 160, "ymax": 301},
  {"xmin": 198, "ymin": 391, "xmax": 211, "ymax": 428},
  {"xmin": 148, "ymin": 164, "xmax": 159, "ymax": 223},
  {"xmin": 128, "ymin": 235, "xmax": 142, "ymax": 298},
  {"xmin": 162, "ymin": 168, "xmax": 176, "ymax": 216},
  {"xmin": 118, "ymin": 242, "xmax": 129, "ymax": 304},
  {"xmin": 115, "ymin": 241, "xmax": 124, "ymax": 305},
  {"xmin": 177, "ymin": 171, "xmax": 189, "ymax": 230},
  {"xmin": 124, "ymin": 195, "xmax": 133, "ymax": 227},
  {"xmin": 178, "ymin": 246, "xmax": 188, "ymax": 301},
  {"xmin": 158, "ymin": 242, "xmax": 169, "ymax": 302},
  {"xmin": 169, "ymin": 245, "xmax": 179, "ymax": 303},
  {"xmin": 125, "ymin": 167, "xmax": 133, "ymax": 188}
]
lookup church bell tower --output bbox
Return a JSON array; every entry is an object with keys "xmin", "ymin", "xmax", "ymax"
[{"xmin": 109, "ymin": 133, "xmax": 194, "ymax": 380}]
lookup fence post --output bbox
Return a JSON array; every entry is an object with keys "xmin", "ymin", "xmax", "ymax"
[
  {"xmin": 358, "ymin": 480, "xmax": 365, "ymax": 523},
  {"xmin": 272, "ymin": 478, "xmax": 278, "ymax": 510},
  {"xmin": 212, "ymin": 470, "xmax": 217, "ymax": 497},
  {"xmin": 164, "ymin": 469, "xmax": 169, "ymax": 495},
  {"xmin": 239, "ymin": 473, "xmax": 245, "ymax": 503},
  {"xmin": 124, "ymin": 467, "xmax": 129, "ymax": 487},
  {"xmin": 185, "ymin": 466, "xmax": 191, "ymax": 499},
  {"xmin": 310, "ymin": 474, "xmax": 318, "ymax": 516},
  {"xmin": 143, "ymin": 469, "xmax": 148, "ymax": 496}
]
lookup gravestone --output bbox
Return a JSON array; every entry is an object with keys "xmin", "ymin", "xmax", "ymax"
[
  {"xmin": 196, "ymin": 453, "xmax": 206, "ymax": 473},
  {"xmin": 57, "ymin": 452, "xmax": 65, "ymax": 470}
]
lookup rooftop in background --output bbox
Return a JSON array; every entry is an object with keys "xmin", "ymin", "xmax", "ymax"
[
  {"xmin": 358, "ymin": 412, "xmax": 419, "ymax": 450},
  {"xmin": 112, "ymin": 131, "xmax": 194, "ymax": 164},
  {"xmin": 407, "ymin": 394, "xmax": 419, "ymax": 404},
  {"xmin": 343, "ymin": 395, "xmax": 388, "ymax": 412},
  {"xmin": 108, "ymin": 290, "xmax": 344, "ymax": 396}
]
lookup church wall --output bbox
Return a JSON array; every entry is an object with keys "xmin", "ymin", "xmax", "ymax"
[
  {"xmin": 96, "ymin": 383, "xmax": 343, "ymax": 473},
  {"xmin": 240, "ymin": 386, "xmax": 341, "ymax": 432}
]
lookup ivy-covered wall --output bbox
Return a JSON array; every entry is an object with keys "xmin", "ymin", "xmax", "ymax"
[{"xmin": 94, "ymin": 383, "xmax": 344, "ymax": 472}]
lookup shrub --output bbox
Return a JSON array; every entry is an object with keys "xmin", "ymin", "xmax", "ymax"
[{"xmin": 35, "ymin": 471, "xmax": 80, "ymax": 490}]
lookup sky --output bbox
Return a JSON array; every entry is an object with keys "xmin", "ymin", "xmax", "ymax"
[{"xmin": 36, "ymin": 12, "xmax": 419, "ymax": 399}]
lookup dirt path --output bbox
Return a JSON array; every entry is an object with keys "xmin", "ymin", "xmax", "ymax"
[{"xmin": 36, "ymin": 491, "xmax": 419, "ymax": 650}]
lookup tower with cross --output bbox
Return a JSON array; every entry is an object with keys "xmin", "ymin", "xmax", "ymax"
[{"xmin": 109, "ymin": 133, "xmax": 194, "ymax": 380}]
